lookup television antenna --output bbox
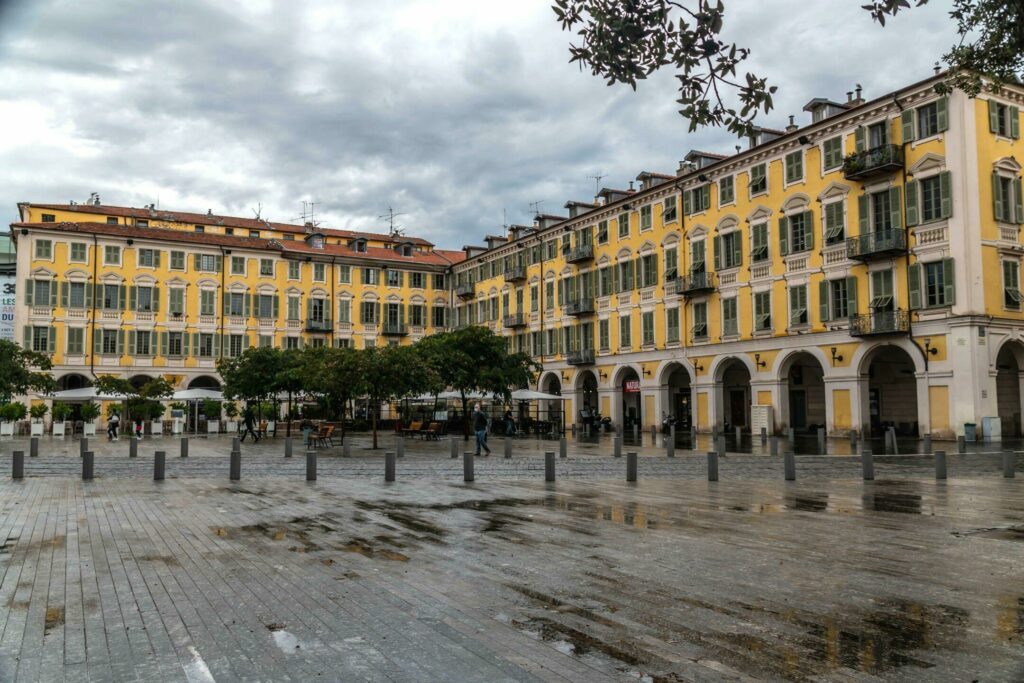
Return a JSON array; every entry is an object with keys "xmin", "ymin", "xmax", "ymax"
[
  {"xmin": 587, "ymin": 172, "xmax": 605, "ymax": 198},
  {"xmin": 251, "ymin": 202, "xmax": 262, "ymax": 221},
  {"xmin": 528, "ymin": 200, "xmax": 544, "ymax": 218},
  {"xmin": 379, "ymin": 206, "xmax": 406, "ymax": 237},
  {"xmin": 501, "ymin": 208, "xmax": 509, "ymax": 236},
  {"xmin": 295, "ymin": 201, "xmax": 320, "ymax": 227}
]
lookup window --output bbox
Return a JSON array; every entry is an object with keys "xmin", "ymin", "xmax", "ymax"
[
  {"xmin": 231, "ymin": 256, "xmax": 245, "ymax": 275},
  {"xmin": 692, "ymin": 303, "xmax": 708, "ymax": 339},
  {"xmin": 195, "ymin": 253, "xmax": 220, "ymax": 272},
  {"xmin": 28, "ymin": 326, "xmax": 52, "ymax": 352},
  {"xmin": 170, "ymin": 250, "xmax": 185, "ymax": 270},
  {"xmin": 363, "ymin": 268, "xmax": 379, "ymax": 286},
  {"xmin": 664, "ymin": 246, "xmax": 678, "ymax": 281},
  {"xmin": 754, "ymin": 291, "xmax": 771, "ymax": 331},
  {"xmin": 228, "ymin": 292, "xmax": 246, "ymax": 317},
  {"xmin": 789, "ymin": 285, "xmax": 808, "ymax": 326},
  {"xmin": 907, "ymin": 174, "xmax": 952, "ymax": 226},
  {"xmin": 618, "ymin": 314, "xmax": 631, "ymax": 348},
  {"xmin": 360, "ymin": 301, "xmax": 379, "ymax": 324},
  {"xmin": 70, "ymin": 243, "xmax": 87, "ymax": 262},
  {"xmin": 820, "ymin": 278, "xmax": 851, "ymax": 322},
  {"xmin": 867, "ymin": 121, "xmax": 888, "ymax": 148},
  {"xmin": 135, "ymin": 331, "xmax": 152, "ymax": 356},
  {"xmin": 545, "ymin": 281, "xmax": 554, "ymax": 310},
  {"xmin": 722, "ymin": 297, "xmax": 738, "ymax": 336},
  {"xmin": 256, "ymin": 294, "xmax": 276, "ymax": 319},
  {"xmin": 640, "ymin": 204, "xmax": 653, "ymax": 231},
  {"xmin": 870, "ymin": 270, "xmax": 894, "ymax": 311},
  {"xmin": 287, "ymin": 296, "xmax": 300, "ymax": 320},
  {"xmin": 716, "ymin": 232, "xmax": 742, "ymax": 270},
  {"xmin": 169, "ymin": 288, "xmax": 184, "ymax": 315},
  {"xmin": 546, "ymin": 239, "xmax": 558, "ymax": 259},
  {"xmin": 309, "ymin": 298, "xmax": 328, "ymax": 323},
  {"xmin": 41, "ymin": 214, "xmax": 55, "ymax": 223},
  {"xmin": 101, "ymin": 284, "xmax": 121, "ymax": 310},
  {"xmin": 822, "ymin": 137, "xmax": 843, "ymax": 171},
  {"xmin": 200, "ymin": 290, "xmax": 216, "ymax": 316},
  {"xmin": 338, "ymin": 299, "xmax": 351, "ymax": 323},
  {"xmin": 992, "ymin": 173, "xmax": 1022, "ymax": 224},
  {"xmin": 873, "ymin": 190, "xmax": 893, "ymax": 232},
  {"xmin": 335, "ymin": 265, "xmax": 350, "ymax": 284},
  {"xmin": 1003, "ymin": 260, "xmax": 1022, "ymax": 309},
  {"xmin": 751, "ymin": 223, "xmax": 769, "ymax": 262},
  {"xmin": 288, "ymin": 261, "xmax": 300, "ymax": 280},
  {"xmin": 409, "ymin": 304, "xmax": 424, "ymax": 327},
  {"xmin": 285, "ymin": 337, "xmax": 300, "ymax": 350},
  {"xmin": 785, "ymin": 150, "xmax": 803, "ymax": 184},
  {"xmin": 917, "ymin": 102, "xmax": 939, "ymax": 138},
  {"xmin": 228, "ymin": 334, "xmax": 244, "ymax": 358},
  {"xmin": 410, "ymin": 272, "xmax": 424, "ymax": 288},
  {"xmin": 335, "ymin": 338, "xmax": 351, "ymax": 349},
  {"xmin": 31, "ymin": 280, "xmax": 52, "ymax": 307},
  {"xmin": 313, "ymin": 263, "xmax": 326, "ymax": 282},
  {"xmin": 197, "ymin": 333, "xmax": 214, "ymax": 357},
  {"xmin": 351, "ymin": 239, "xmax": 367, "ymax": 253},
  {"xmin": 989, "ymin": 100, "xmax": 1020, "ymax": 139},
  {"xmin": 104, "ymin": 245, "xmax": 121, "ymax": 265},
  {"xmin": 101, "ymin": 329, "xmax": 119, "ymax": 355},
  {"xmin": 433, "ymin": 305, "xmax": 447, "ymax": 328},
  {"xmin": 617, "ymin": 259, "xmax": 635, "ymax": 290},
  {"xmin": 259, "ymin": 335, "xmax": 273, "ymax": 348},
  {"xmin": 666, "ymin": 308, "xmax": 680, "ymax": 342},
  {"xmin": 530, "ymin": 284, "xmax": 539, "ymax": 311},
  {"xmin": 167, "ymin": 331, "xmax": 184, "ymax": 357},
  {"xmin": 779, "ymin": 211, "xmax": 814, "ymax": 255},
  {"xmin": 136, "ymin": 219, "xmax": 149, "ymax": 228},
  {"xmin": 33, "ymin": 240, "xmax": 52, "ymax": 260},
  {"xmin": 386, "ymin": 269, "xmax": 402, "ymax": 287},
  {"xmin": 684, "ymin": 185, "xmax": 710, "ymax": 215},
  {"xmin": 599, "ymin": 319, "xmax": 610, "ymax": 350},
  {"xmin": 824, "ymin": 201, "xmax": 845, "ymax": 244},
  {"xmin": 194, "ymin": 225, "xmax": 205, "ymax": 233},
  {"xmin": 66, "ymin": 328, "xmax": 84, "ymax": 355},
  {"xmin": 910, "ymin": 259, "xmax": 954, "ymax": 309},
  {"xmin": 640, "ymin": 253, "xmax": 657, "ymax": 287},
  {"xmin": 249, "ymin": 230, "xmax": 260, "ymax": 239},
  {"xmin": 66, "ymin": 282, "xmax": 87, "ymax": 308},
  {"xmin": 641, "ymin": 311, "xmax": 655, "ymax": 346},
  {"xmin": 749, "ymin": 164, "xmax": 767, "ymax": 195},
  {"xmin": 107, "ymin": 217, "xmax": 118, "ymax": 225},
  {"xmin": 433, "ymin": 273, "xmax": 446, "ymax": 289},
  {"xmin": 260, "ymin": 259, "xmax": 274, "ymax": 276},
  {"xmin": 691, "ymin": 240, "xmax": 706, "ymax": 273},
  {"xmin": 137, "ymin": 248, "xmax": 159, "ymax": 268}
]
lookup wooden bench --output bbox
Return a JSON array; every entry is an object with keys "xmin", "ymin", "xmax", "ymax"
[
  {"xmin": 401, "ymin": 421, "xmax": 423, "ymax": 438},
  {"xmin": 420, "ymin": 422, "xmax": 442, "ymax": 440}
]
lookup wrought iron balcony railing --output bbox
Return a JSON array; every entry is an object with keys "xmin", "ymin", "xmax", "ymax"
[
  {"xmin": 674, "ymin": 271, "xmax": 716, "ymax": 295},
  {"xmin": 848, "ymin": 310, "xmax": 910, "ymax": 337},
  {"xmin": 846, "ymin": 229, "xmax": 907, "ymax": 261},
  {"xmin": 842, "ymin": 144, "xmax": 904, "ymax": 181}
]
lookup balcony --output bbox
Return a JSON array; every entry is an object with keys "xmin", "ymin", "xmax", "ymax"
[
  {"xmin": 455, "ymin": 283, "xmax": 475, "ymax": 300},
  {"xmin": 503, "ymin": 265, "xmax": 527, "ymax": 283},
  {"xmin": 842, "ymin": 144, "xmax": 904, "ymax": 181},
  {"xmin": 848, "ymin": 310, "xmax": 910, "ymax": 337},
  {"xmin": 564, "ymin": 244, "xmax": 594, "ymax": 264},
  {"xmin": 564, "ymin": 298, "xmax": 595, "ymax": 316},
  {"xmin": 566, "ymin": 348, "xmax": 595, "ymax": 366},
  {"xmin": 846, "ymin": 229, "xmax": 907, "ymax": 261},
  {"xmin": 305, "ymin": 317, "xmax": 332, "ymax": 332},
  {"xmin": 503, "ymin": 313, "xmax": 526, "ymax": 328},
  {"xmin": 674, "ymin": 271, "xmax": 716, "ymax": 296},
  {"xmin": 381, "ymin": 322, "xmax": 408, "ymax": 336}
]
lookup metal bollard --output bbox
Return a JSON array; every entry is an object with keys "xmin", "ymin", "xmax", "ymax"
[
  {"xmin": 545, "ymin": 451, "xmax": 555, "ymax": 482},
  {"xmin": 82, "ymin": 451, "xmax": 94, "ymax": 480},
  {"xmin": 626, "ymin": 452, "xmax": 637, "ymax": 482},
  {"xmin": 385, "ymin": 451, "xmax": 396, "ymax": 481},
  {"xmin": 849, "ymin": 428, "xmax": 858, "ymax": 446},
  {"xmin": 717, "ymin": 435, "xmax": 726, "ymax": 457},
  {"xmin": 934, "ymin": 450, "xmax": 947, "ymax": 480},
  {"xmin": 760, "ymin": 427, "xmax": 767, "ymax": 444},
  {"xmin": 30, "ymin": 437, "xmax": 38, "ymax": 459},
  {"xmin": 396, "ymin": 439, "xmax": 405, "ymax": 459},
  {"xmin": 889, "ymin": 427, "xmax": 899, "ymax": 455},
  {"xmin": 154, "ymin": 450, "xmax": 166, "ymax": 480},
  {"xmin": 571, "ymin": 423, "xmax": 577, "ymax": 436},
  {"xmin": 770, "ymin": 436, "xmax": 778, "ymax": 456},
  {"xmin": 783, "ymin": 451, "xmax": 796, "ymax": 481},
  {"xmin": 922, "ymin": 434, "xmax": 932, "ymax": 455},
  {"xmin": 670, "ymin": 424, "xmax": 676, "ymax": 441},
  {"xmin": 817, "ymin": 428, "xmax": 825, "ymax": 454},
  {"xmin": 689, "ymin": 427, "xmax": 696, "ymax": 445},
  {"xmin": 651, "ymin": 425, "xmax": 657, "ymax": 444},
  {"xmin": 232, "ymin": 436, "xmax": 240, "ymax": 453},
  {"xmin": 463, "ymin": 452, "xmax": 474, "ymax": 482},
  {"xmin": 957, "ymin": 435, "xmax": 966, "ymax": 454},
  {"xmin": 1003, "ymin": 451, "xmax": 1016, "ymax": 478},
  {"xmin": 285, "ymin": 437, "xmax": 293, "ymax": 458},
  {"xmin": 706, "ymin": 451, "xmax": 719, "ymax": 481},
  {"xmin": 180, "ymin": 437, "xmax": 189, "ymax": 458},
  {"xmin": 633, "ymin": 423, "xmax": 639, "ymax": 440},
  {"xmin": 559, "ymin": 438, "xmax": 567, "ymax": 459},
  {"xmin": 80, "ymin": 437, "xmax": 88, "ymax": 457},
  {"xmin": 229, "ymin": 449, "xmax": 241, "ymax": 481},
  {"xmin": 787, "ymin": 427, "xmax": 794, "ymax": 444},
  {"xmin": 343, "ymin": 441, "xmax": 352, "ymax": 458},
  {"xmin": 735, "ymin": 426, "xmax": 741, "ymax": 446},
  {"xmin": 666, "ymin": 437, "xmax": 674, "ymax": 458},
  {"xmin": 129, "ymin": 437, "xmax": 137, "ymax": 458},
  {"xmin": 450, "ymin": 439, "xmax": 458, "ymax": 459},
  {"xmin": 306, "ymin": 450, "xmax": 317, "ymax": 481},
  {"xmin": 504, "ymin": 438, "xmax": 512, "ymax": 459},
  {"xmin": 12, "ymin": 451, "xmax": 24, "ymax": 479},
  {"xmin": 861, "ymin": 448, "xmax": 874, "ymax": 481},
  {"xmin": 613, "ymin": 436, "xmax": 622, "ymax": 458}
]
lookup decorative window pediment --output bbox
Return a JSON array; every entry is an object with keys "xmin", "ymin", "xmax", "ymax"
[
  {"xmin": 715, "ymin": 215, "xmax": 739, "ymax": 233},
  {"xmin": 993, "ymin": 156, "xmax": 1022, "ymax": 174},
  {"xmin": 688, "ymin": 224, "xmax": 709, "ymax": 238},
  {"xmin": 817, "ymin": 181, "xmax": 852, "ymax": 201},
  {"xmin": 909, "ymin": 152, "xmax": 947, "ymax": 176},
  {"xmin": 30, "ymin": 266, "xmax": 56, "ymax": 279},
  {"xmin": 781, "ymin": 193, "xmax": 811, "ymax": 214},
  {"xmin": 746, "ymin": 205, "xmax": 772, "ymax": 223}
]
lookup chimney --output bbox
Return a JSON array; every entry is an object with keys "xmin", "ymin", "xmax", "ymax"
[
  {"xmin": 846, "ymin": 91, "xmax": 853, "ymax": 103},
  {"xmin": 853, "ymin": 84, "xmax": 863, "ymax": 104},
  {"xmin": 785, "ymin": 115, "xmax": 798, "ymax": 133},
  {"xmin": 628, "ymin": 181, "xmax": 634, "ymax": 191}
]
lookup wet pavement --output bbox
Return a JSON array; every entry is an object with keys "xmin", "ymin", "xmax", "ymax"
[{"xmin": 0, "ymin": 434, "xmax": 1022, "ymax": 681}]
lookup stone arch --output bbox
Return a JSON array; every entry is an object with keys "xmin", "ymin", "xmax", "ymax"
[
  {"xmin": 712, "ymin": 355, "xmax": 755, "ymax": 431},
  {"xmin": 776, "ymin": 349, "xmax": 829, "ymax": 433},
  {"xmin": 715, "ymin": 214, "xmax": 740, "ymax": 231},
  {"xmin": 995, "ymin": 338, "xmax": 1024, "ymax": 437},
  {"xmin": 574, "ymin": 369, "xmax": 600, "ymax": 419},
  {"xmin": 856, "ymin": 342, "xmax": 923, "ymax": 437},
  {"xmin": 55, "ymin": 372, "xmax": 90, "ymax": 391},
  {"xmin": 746, "ymin": 204, "xmax": 772, "ymax": 223},
  {"xmin": 188, "ymin": 375, "xmax": 221, "ymax": 390},
  {"xmin": 657, "ymin": 360, "xmax": 695, "ymax": 430}
]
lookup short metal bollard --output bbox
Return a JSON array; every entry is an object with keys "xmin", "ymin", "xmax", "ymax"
[
  {"xmin": 651, "ymin": 425, "xmax": 657, "ymax": 444},
  {"xmin": 817, "ymin": 428, "xmax": 825, "ymax": 454},
  {"xmin": 735, "ymin": 426, "xmax": 741, "ymax": 445},
  {"xmin": 717, "ymin": 436, "xmax": 726, "ymax": 457},
  {"xmin": 1003, "ymin": 451, "xmax": 1016, "ymax": 478},
  {"xmin": 626, "ymin": 452, "xmax": 637, "ymax": 482},
  {"xmin": 12, "ymin": 451, "xmax": 24, "ymax": 479},
  {"xmin": 82, "ymin": 451, "xmax": 94, "ymax": 480},
  {"xmin": 385, "ymin": 451, "xmax": 396, "ymax": 482},
  {"xmin": 343, "ymin": 441, "xmax": 352, "ymax": 458},
  {"xmin": 154, "ymin": 450, "xmax": 166, "ymax": 480},
  {"xmin": 545, "ymin": 451, "xmax": 555, "ymax": 482},
  {"xmin": 463, "ymin": 452, "xmax": 475, "ymax": 482},
  {"xmin": 559, "ymin": 438, "xmax": 567, "ymax": 459},
  {"xmin": 396, "ymin": 439, "xmax": 405, "ymax": 459},
  {"xmin": 450, "ymin": 439, "xmax": 458, "ymax": 459},
  {"xmin": 889, "ymin": 427, "xmax": 899, "ymax": 455},
  {"xmin": 613, "ymin": 436, "xmax": 622, "ymax": 458},
  {"xmin": 760, "ymin": 427, "xmax": 767, "ymax": 444},
  {"xmin": 783, "ymin": 451, "xmax": 796, "ymax": 481},
  {"xmin": 129, "ymin": 437, "xmax": 138, "ymax": 458},
  {"xmin": 922, "ymin": 434, "xmax": 932, "ymax": 455},
  {"xmin": 666, "ymin": 437, "xmax": 674, "ymax": 458},
  {"xmin": 80, "ymin": 437, "xmax": 88, "ymax": 457},
  {"xmin": 306, "ymin": 450, "xmax": 317, "ymax": 481},
  {"xmin": 934, "ymin": 450, "xmax": 947, "ymax": 480},
  {"xmin": 30, "ymin": 437, "xmax": 38, "ymax": 459},
  {"xmin": 770, "ymin": 436, "xmax": 778, "ymax": 456},
  {"xmin": 180, "ymin": 437, "xmax": 189, "ymax": 458},
  {"xmin": 957, "ymin": 435, "xmax": 966, "ymax": 454},
  {"xmin": 285, "ymin": 437, "xmax": 293, "ymax": 458},
  {"xmin": 706, "ymin": 451, "xmax": 719, "ymax": 481},
  {"xmin": 232, "ymin": 436, "xmax": 240, "ymax": 452},
  {"xmin": 670, "ymin": 424, "xmax": 676, "ymax": 441},
  {"xmin": 504, "ymin": 438, "xmax": 512, "ymax": 459},
  {"xmin": 229, "ymin": 450, "xmax": 241, "ymax": 481},
  {"xmin": 787, "ymin": 427, "xmax": 794, "ymax": 444},
  {"xmin": 861, "ymin": 448, "xmax": 874, "ymax": 481}
]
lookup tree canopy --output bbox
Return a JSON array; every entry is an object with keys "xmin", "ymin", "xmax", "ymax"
[
  {"xmin": 0, "ymin": 339, "xmax": 56, "ymax": 401},
  {"xmin": 553, "ymin": 0, "xmax": 1023, "ymax": 136}
]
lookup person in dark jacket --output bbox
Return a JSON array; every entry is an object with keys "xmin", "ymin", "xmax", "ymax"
[
  {"xmin": 472, "ymin": 403, "xmax": 491, "ymax": 456},
  {"xmin": 240, "ymin": 405, "xmax": 260, "ymax": 442}
]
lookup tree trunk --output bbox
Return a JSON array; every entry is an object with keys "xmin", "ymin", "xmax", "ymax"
[
  {"xmin": 286, "ymin": 390, "xmax": 293, "ymax": 437},
  {"xmin": 461, "ymin": 393, "xmax": 470, "ymax": 441},
  {"xmin": 371, "ymin": 402, "xmax": 378, "ymax": 449}
]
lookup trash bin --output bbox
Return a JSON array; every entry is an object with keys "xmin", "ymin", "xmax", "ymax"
[{"xmin": 964, "ymin": 423, "xmax": 977, "ymax": 442}]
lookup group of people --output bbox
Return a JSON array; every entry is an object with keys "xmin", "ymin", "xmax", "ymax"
[{"xmin": 105, "ymin": 413, "xmax": 146, "ymax": 441}]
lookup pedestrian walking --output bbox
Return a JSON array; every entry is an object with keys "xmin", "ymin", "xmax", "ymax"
[
  {"xmin": 107, "ymin": 412, "xmax": 120, "ymax": 441},
  {"xmin": 504, "ymin": 408, "xmax": 516, "ymax": 436},
  {"xmin": 473, "ymin": 403, "xmax": 491, "ymax": 456},
  {"xmin": 240, "ymin": 405, "xmax": 260, "ymax": 442}
]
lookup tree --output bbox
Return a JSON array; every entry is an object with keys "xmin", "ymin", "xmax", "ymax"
[
  {"xmin": 553, "ymin": 0, "xmax": 1023, "ymax": 136},
  {"xmin": 218, "ymin": 347, "xmax": 283, "ymax": 412},
  {"xmin": 361, "ymin": 345, "xmax": 419, "ymax": 449},
  {"xmin": 0, "ymin": 339, "xmax": 56, "ymax": 401},
  {"xmin": 274, "ymin": 349, "xmax": 306, "ymax": 436},
  {"xmin": 298, "ymin": 345, "xmax": 366, "ymax": 438}
]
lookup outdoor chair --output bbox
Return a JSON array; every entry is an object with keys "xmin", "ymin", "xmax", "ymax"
[
  {"xmin": 421, "ymin": 422, "xmax": 442, "ymax": 440},
  {"xmin": 402, "ymin": 420, "xmax": 423, "ymax": 437},
  {"xmin": 315, "ymin": 424, "xmax": 336, "ymax": 447}
]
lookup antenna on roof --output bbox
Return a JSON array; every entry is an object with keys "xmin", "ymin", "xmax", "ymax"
[
  {"xmin": 501, "ymin": 208, "xmax": 509, "ymax": 237},
  {"xmin": 587, "ymin": 172, "xmax": 605, "ymax": 198},
  {"xmin": 298, "ymin": 200, "xmax": 320, "ymax": 227},
  {"xmin": 251, "ymin": 203, "xmax": 262, "ymax": 220},
  {"xmin": 379, "ymin": 206, "xmax": 406, "ymax": 238},
  {"xmin": 528, "ymin": 200, "xmax": 544, "ymax": 218}
]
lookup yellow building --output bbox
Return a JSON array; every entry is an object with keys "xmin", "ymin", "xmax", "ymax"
[
  {"xmin": 12, "ymin": 202, "xmax": 463, "ymax": 396},
  {"xmin": 450, "ymin": 72, "xmax": 1024, "ymax": 440}
]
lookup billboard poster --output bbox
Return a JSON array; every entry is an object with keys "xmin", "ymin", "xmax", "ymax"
[{"xmin": 0, "ymin": 276, "xmax": 14, "ymax": 342}]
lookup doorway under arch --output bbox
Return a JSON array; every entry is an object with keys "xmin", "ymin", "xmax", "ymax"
[
  {"xmin": 56, "ymin": 373, "xmax": 90, "ymax": 391},
  {"xmin": 540, "ymin": 373, "xmax": 563, "ymax": 430},
  {"xmin": 779, "ymin": 352, "xmax": 826, "ymax": 432},
  {"xmin": 660, "ymin": 362, "xmax": 693, "ymax": 430},
  {"xmin": 862, "ymin": 345, "xmax": 919, "ymax": 436},
  {"xmin": 717, "ymin": 358, "xmax": 751, "ymax": 431},
  {"xmin": 618, "ymin": 367, "xmax": 642, "ymax": 430},
  {"xmin": 996, "ymin": 341, "xmax": 1024, "ymax": 437},
  {"xmin": 576, "ymin": 369, "xmax": 599, "ymax": 421},
  {"xmin": 188, "ymin": 375, "xmax": 222, "ymax": 390}
]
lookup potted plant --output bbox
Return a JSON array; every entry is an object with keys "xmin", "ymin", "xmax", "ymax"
[
  {"xmin": 224, "ymin": 402, "xmax": 239, "ymax": 433},
  {"xmin": 148, "ymin": 401, "xmax": 165, "ymax": 436},
  {"xmin": 170, "ymin": 401, "xmax": 187, "ymax": 434},
  {"xmin": 261, "ymin": 401, "xmax": 277, "ymax": 435},
  {"xmin": 203, "ymin": 399, "xmax": 221, "ymax": 433},
  {"xmin": 0, "ymin": 403, "xmax": 25, "ymax": 436},
  {"xmin": 80, "ymin": 401, "xmax": 101, "ymax": 436},
  {"xmin": 29, "ymin": 403, "xmax": 48, "ymax": 436},
  {"xmin": 52, "ymin": 402, "xmax": 72, "ymax": 437}
]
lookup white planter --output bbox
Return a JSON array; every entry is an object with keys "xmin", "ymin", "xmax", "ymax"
[
  {"xmin": 225, "ymin": 420, "xmax": 239, "ymax": 433},
  {"xmin": 266, "ymin": 421, "xmax": 276, "ymax": 433},
  {"xmin": 84, "ymin": 421, "xmax": 97, "ymax": 437},
  {"xmin": 53, "ymin": 422, "xmax": 66, "ymax": 437},
  {"xmin": 207, "ymin": 420, "xmax": 220, "ymax": 434},
  {"xmin": 0, "ymin": 422, "xmax": 12, "ymax": 437},
  {"xmin": 151, "ymin": 420, "xmax": 164, "ymax": 435},
  {"xmin": 172, "ymin": 419, "xmax": 183, "ymax": 434},
  {"xmin": 31, "ymin": 421, "xmax": 44, "ymax": 436}
]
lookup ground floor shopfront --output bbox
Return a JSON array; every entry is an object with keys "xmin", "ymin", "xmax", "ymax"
[{"xmin": 537, "ymin": 318, "xmax": 1024, "ymax": 441}]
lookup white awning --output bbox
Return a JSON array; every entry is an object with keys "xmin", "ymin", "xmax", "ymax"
[
  {"xmin": 511, "ymin": 389, "xmax": 564, "ymax": 401},
  {"xmin": 47, "ymin": 387, "xmax": 132, "ymax": 401},
  {"xmin": 172, "ymin": 389, "xmax": 224, "ymax": 401}
]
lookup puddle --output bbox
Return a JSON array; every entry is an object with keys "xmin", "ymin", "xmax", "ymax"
[
  {"xmin": 341, "ymin": 538, "xmax": 409, "ymax": 562},
  {"xmin": 267, "ymin": 623, "xmax": 302, "ymax": 653},
  {"xmin": 785, "ymin": 494, "xmax": 829, "ymax": 512},
  {"xmin": 953, "ymin": 525, "xmax": 1024, "ymax": 540},
  {"xmin": 44, "ymin": 606, "xmax": 64, "ymax": 632}
]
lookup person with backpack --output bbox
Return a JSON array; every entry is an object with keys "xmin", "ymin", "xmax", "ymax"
[
  {"xmin": 473, "ymin": 403, "xmax": 491, "ymax": 456},
  {"xmin": 240, "ymin": 405, "xmax": 260, "ymax": 442},
  {"xmin": 107, "ymin": 411, "xmax": 120, "ymax": 441}
]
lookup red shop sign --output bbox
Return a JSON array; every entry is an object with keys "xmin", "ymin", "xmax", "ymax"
[{"xmin": 623, "ymin": 379, "xmax": 641, "ymax": 393}]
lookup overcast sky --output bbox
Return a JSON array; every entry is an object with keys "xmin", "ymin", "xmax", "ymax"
[{"xmin": 0, "ymin": 0, "xmax": 957, "ymax": 248}]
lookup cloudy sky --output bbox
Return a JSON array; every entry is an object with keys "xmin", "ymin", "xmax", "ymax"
[{"xmin": 0, "ymin": 0, "xmax": 957, "ymax": 248}]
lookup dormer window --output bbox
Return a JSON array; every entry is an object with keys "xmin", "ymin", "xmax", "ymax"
[
  {"xmin": 310, "ymin": 235, "xmax": 324, "ymax": 249},
  {"xmin": 350, "ymin": 238, "xmax": 367, "ymax": 253},
  {"xmin": 395, "ymin": 242, "xmax": 414, "ymax": 257}
]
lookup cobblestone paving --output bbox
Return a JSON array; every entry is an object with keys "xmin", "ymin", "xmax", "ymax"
[{"xmin": 0, "ymin": 434, "xmax": 1022, "ymax": 681}]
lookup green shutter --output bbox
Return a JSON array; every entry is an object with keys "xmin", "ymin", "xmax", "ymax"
[
  {"xmin": 93, "ymin": 329, "xmax": 102, "ymax": 354},
  {"xmin": 24, "ymin": 283, "xmax": 32, "ymax": 306},
  {"xmin": 993, "ymin": 172, "xmax": 1005, "ymax": 221},
  {"xmin": 846, "ymin": 276, "xmax": 858, "ymax": 316},
  {"xmin": 701, "ymin": 185, "xmax": 710, "ymax": 210},
  {"xmin": 908, "ymin": 263, "xmax": 921, "ymax": 310},
  {"xmin": 160, "ymin": 332, "xmax": 168, "ymax": 357},
  {"xmin": 47, "ymin": 327, "xmax": 56, "ymax": 353},
  {"xmin": 939, "ymin": 171, "xmax": 953, "ymax": 219},
  {"xmin": 128, "ymin": 286, "xmax": 136, "ymax": 311},
  {"xmin": 194, "ymin": 254, "xmax": 202, "ymax": 270},
  {"xmin": 905, "ymin": 180, "xmax": 919, "ymax": 227},
  {"xmin": 60, "ymin": 282, "xmax": 68, "ymax": 308},
  {"xmin": 818, "ymin": 280, "xmax": 830, "ymax": 322},
  {"xmin": 936, "ymin": 96, "xmax": 949, "ymax": 133},
  {"xmin": 803, "ymin": 211, "xmax": 814, "ymax": 250},
  {"xmin": 49, "ymin": 282, "xmax": 57, "ymax": 307},
  {"xmin": 682, "ymin": 190, "xmax": 691, "ymax": 215},
  {"xmin": 778, "ymin": 216, "xmax": 789, "ymax": 256},
  {"xmin": 1015, "ymin": 177, "xmax": 1024, "ymax": 224},
  {"xmin": 989, "ymin": 99, "xmax": 1000, "ymax": 133},
  {"xmin": 901, "ymin": 110, "xmax": 915, "ymax": 143},
  {"xmin": 854, "ymin": 126, "xmax": 866, "ymax": 153},
  {"xmin": 215, "ymin": 255, "xmax": 223, "ymax": 272},
  {"xmin": 713, "ymin": 235, "xmax": 722, "ymax": 270},
  {"xmin": 273, "ymin": 295, "xmax": 280, "ymax": 318},
  {"xmin": 731, "ymin": 234, "xmax": 742, "ymax": 267},
  {"xmin": 151, "ymin": 287, "xmax": 160, "ymax": 312},
  {"xmin": 794, "ymin": 152, "xmax": 803, "ymax": 181},
  {"xmin": 888, "ymin": 187, "xmax": 901, "ymax": 230},
  {"xmin": 22, "ymin": 326, "xmax": 30, "ymax": 349},
  {"xmin": 85, "ymin": 283, "xmax": 92, "ymax": 308},
  {"xmin": 1012, "ymin": 106, "xmax": 1021, "ymax": 139},
  {"xmin": 118, "ymin": 286, "xmax": 126, "ymax": 310},
  {"xmin": 127, "ymin": 330, "xmax": 136, "ymax": 356},
  {"xmin": 183, "ymin": 333, "xmax": 191, "ymax": 357},
  {"xmin": 213, "ymin": 333, "xmax": 220, "ymax": 356},
  {"xmin": 858, "ymin": 194, "xmax": 869, "ymax": 234},
  {"xmin": 942, "ymin": 258, "xmax": 955, "ymax": 306},
  {"xmin": 153, "ymin": 251, "xmax": 161, "ymax": 268}
]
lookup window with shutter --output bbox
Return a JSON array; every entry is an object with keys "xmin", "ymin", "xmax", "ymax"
[
  {"xmin": 824, "ymin": 201, "xmax": 845, "ymax": 244},
  {"xmin": 750, "ymin": 164, "xmax": 767, "ymax": 195},
  {"xmin": 691, "ymin": 303, "xmax": 708, "ymax": 339},
  {"xmin": 754, "ymin": 291, "xmax": 771, "ymax": 331},
  {"xmin": 823, "ymin": 137, "xmax": 843, "ymax": 171},
  {"xmin": 619, "ymin": 314, "xmax": 631, "ymax": 348},
  {"xmin": 641, "ymin": 312, "xmax": 655, "ymax": 346},
  {"xmin": 1003, "ymin": 260, "xmax": 1022, "ymax": 309},
  {"xmin": 722, "ymin": 297, "xmax": 738, "ymax": 336},
  {"xmin": 789, "ymin": 285, "xmax": 808, "ymax": 326},
  {"xmin": 751, "ymin": 223, "xmax": 769, "ymax": 262},
  {"xmin": 718, "ymin": 176, "xmax": 735, "ymax": 205},
  {"xmin": 666, "ymin": 308, "xmax": 680, "ymax": 342},
  {"xmin": 785, "ymin": 150, "xmax": 803, "ymax": 184},
  {"xmin": 871, "ymin": 270, "xmax": 895, "ymax": 311}
]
